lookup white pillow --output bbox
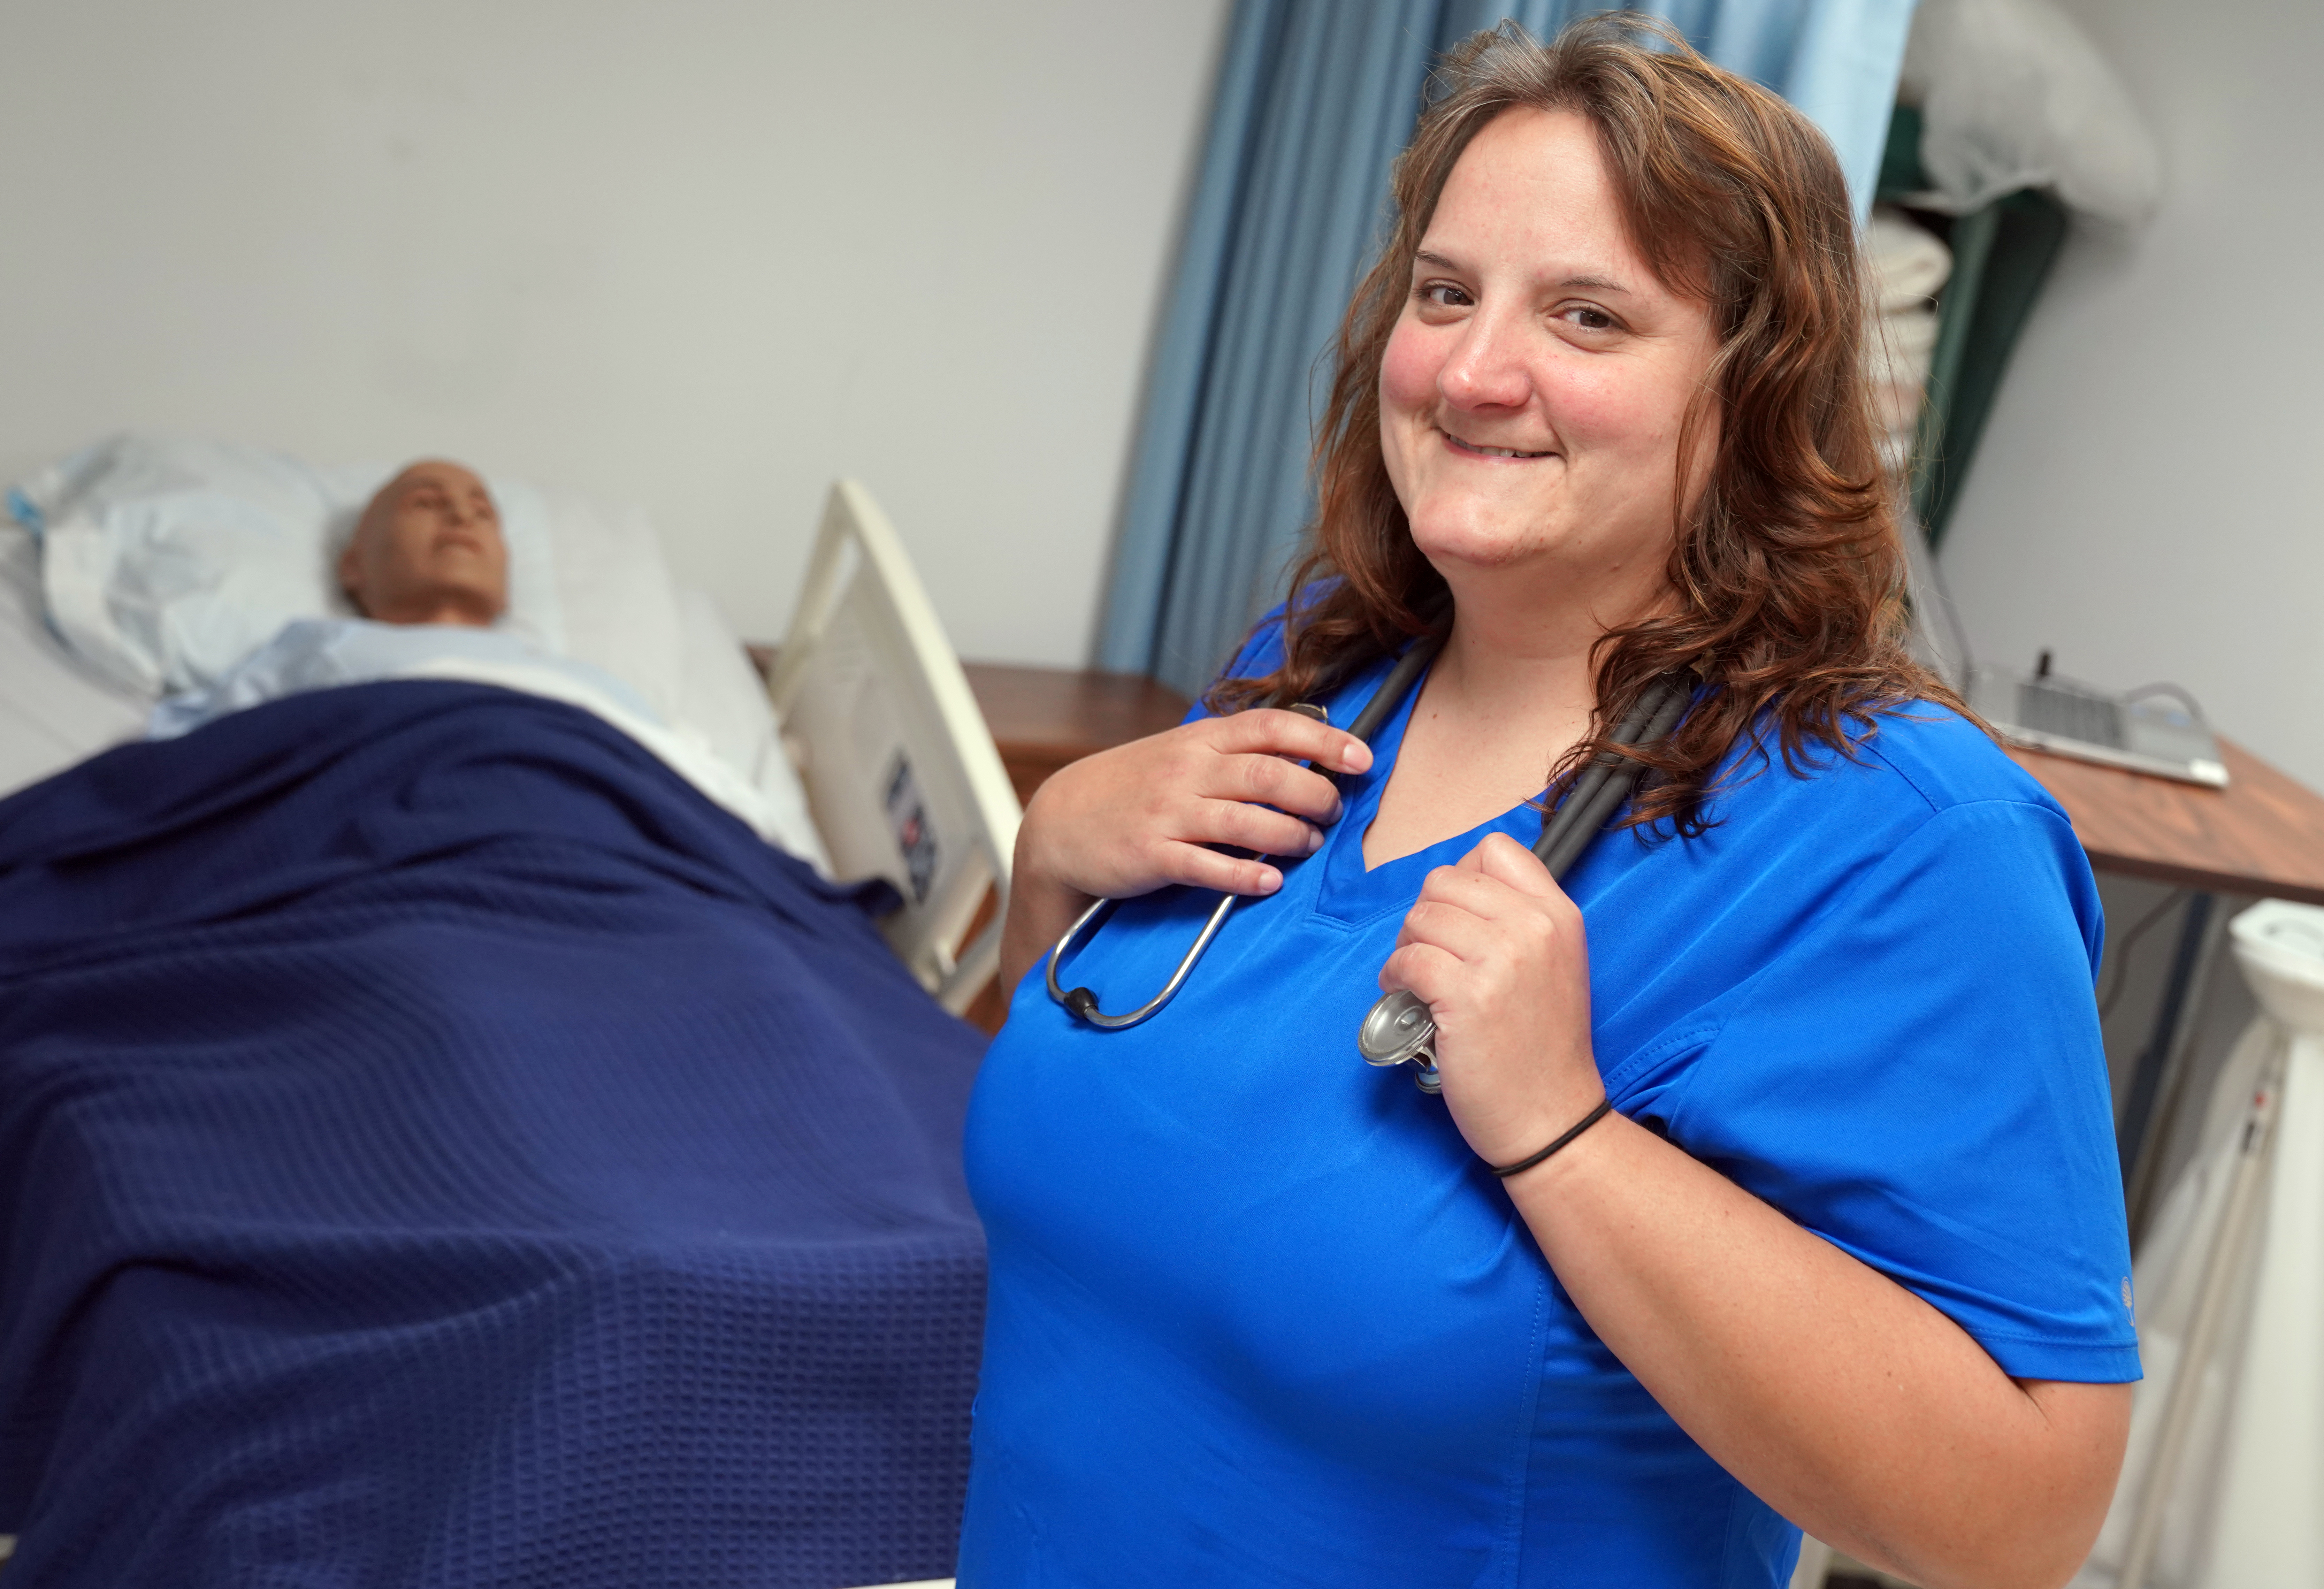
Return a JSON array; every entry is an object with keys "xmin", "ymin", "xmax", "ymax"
[
  {"xmin": 541, "ymin": 484, "xmax": 686, "ymax": 727},
  {"xmin": 0, "ymin": 520, "xmax": 147, "ymax": 798},
  {"xmin": 19, "ymin": 435, "xmax": 564, "ymax": 696},
  {"xmin": 673, "ymin": 584, "xmax": 779, "ymax": 792}
]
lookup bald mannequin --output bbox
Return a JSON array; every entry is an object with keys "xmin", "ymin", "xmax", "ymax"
[{"xmin": 339, "ymin": 460, "xmax": 509, "ymax": 627}]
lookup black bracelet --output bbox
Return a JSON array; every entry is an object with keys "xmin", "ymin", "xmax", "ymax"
[{"xmin": 1488, "ymin": 1097, "xmax": 1615, "ymax": 1179}]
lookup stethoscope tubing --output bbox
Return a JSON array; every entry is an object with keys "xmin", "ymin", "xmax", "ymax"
[
  {"xmin": 1534, "ymin": 675, "xmax": 1692, "ymax": 876},
  {"xmin": 1353, "ymin": 672, "xmax": 1693, "ymax": 1088},
  {"xmin": 1046, "ymin": 637, "xmax": 1690, "ymax": 1038},
  {"xmin": 1048, "ymin": 889, "xmax": 1240, "ymax": 1027},
  {"xmin": 1336, "ymin": 633, "xmax": 1446, "ymax": 748},
  {"xmin": 1045, "ymin": 636, "xmax": 1447, "ymax": 1030}
]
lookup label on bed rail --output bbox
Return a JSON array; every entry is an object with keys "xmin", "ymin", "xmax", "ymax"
[{"xmin": 884, "ymin": 751, "xmax": 939, "ymax": 904}]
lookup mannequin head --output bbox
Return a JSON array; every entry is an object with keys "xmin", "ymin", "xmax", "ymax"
[{"xmin": 339, "ymin": 460, "xmax": 507, "ymax": 626}]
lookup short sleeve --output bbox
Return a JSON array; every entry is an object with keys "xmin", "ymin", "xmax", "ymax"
[{"xmin": 1660, "ymin": 797, "xmax": 2140, "ymax": 1383}]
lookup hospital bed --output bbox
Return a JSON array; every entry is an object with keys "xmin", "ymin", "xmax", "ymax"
[
  {"xmin": 0, "ymin": 447, "xmax": 1014, "ymax": 1587},
  {"xmin": 0, "ymin": 461, "xmax": 1020, "ymax": 1016}
]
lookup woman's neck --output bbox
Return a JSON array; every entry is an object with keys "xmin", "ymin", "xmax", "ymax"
[
  {"xmin": 1429, "ymin": 551, "xmax": 1669, "ymax": 732},
  {"xmin": 1358, "ymin": 565, "xmax": 1667, "ymax": 871},
  {"xmin": 1430, "ymin": 603, "xmax": 1598, "ymax": 736}
]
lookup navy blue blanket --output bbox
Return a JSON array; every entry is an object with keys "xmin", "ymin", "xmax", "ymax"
[{"xmin": 0, "ymin": 682, "xmax": 987, "ymax": 1588}]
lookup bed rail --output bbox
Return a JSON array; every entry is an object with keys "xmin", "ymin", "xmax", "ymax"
[{"xmin": 765, "ymin": 481, "xmax": 1021, "ymax": 1016}]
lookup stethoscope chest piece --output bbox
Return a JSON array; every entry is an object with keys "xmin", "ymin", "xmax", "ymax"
[
  {"xmin": 1357, "ymin": 988, "xmax": 1442, "ymax": 1093},
  {"xmin": 1347, "ymin": 669, "xmax": 1692, "ymax": 1101}
]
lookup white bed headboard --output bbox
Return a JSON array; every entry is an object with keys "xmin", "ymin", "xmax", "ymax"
[{"xmin": 766, "ymin": 480, "xmax": 1021, "ymax": 1017}]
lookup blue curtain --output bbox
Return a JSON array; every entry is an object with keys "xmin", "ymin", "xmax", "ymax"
[{"xmin": 1099, "ymin": 0, "xmax": 1919, "ymax": 694}]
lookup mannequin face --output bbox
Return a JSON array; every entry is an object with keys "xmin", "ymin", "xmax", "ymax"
[
  {"xmin": 340, "ymin": 460, "xmax": 508, "ymax": 627},
  {"xmin": 1378, "ymin": 107, "xmax": 1720, "ymax": 624}
]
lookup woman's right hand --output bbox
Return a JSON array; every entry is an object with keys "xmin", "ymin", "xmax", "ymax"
[{"xmin": 996, "ymin": 709, "xmax": 1373, "ymax": 994}]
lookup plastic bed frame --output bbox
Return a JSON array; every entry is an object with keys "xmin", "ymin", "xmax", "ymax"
[{"xmin": 765, "ymin": 479, "xmax": 1022, "ymax": 1018}]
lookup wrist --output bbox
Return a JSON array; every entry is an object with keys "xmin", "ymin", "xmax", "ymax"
[
  {"xmin": 1460, "ymin": 1058, "xmax": 1605, "ymax": 1169},
  {"xmin": 1496, "ymin": 1100, "xmax": 1631, "ymax": 1198},
  {"xmin": 1486, "ymin": 1096, "xmax": 1613, "ymax": 1180}
]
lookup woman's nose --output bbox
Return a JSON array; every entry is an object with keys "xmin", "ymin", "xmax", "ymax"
[{"xmin": 1438, "ymin": 313, "xmax": 1532, "ymax": 411}]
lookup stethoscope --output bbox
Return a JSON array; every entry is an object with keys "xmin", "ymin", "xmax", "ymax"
[{"xmin": 1046, "ymin": 637, "xmax": 1693, "ymax": 1092}]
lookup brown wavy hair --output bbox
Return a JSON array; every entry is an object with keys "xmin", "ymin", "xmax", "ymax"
[{"xmin": 1206, "ymin": 13, "xmax": 1962, "ymax": 834}]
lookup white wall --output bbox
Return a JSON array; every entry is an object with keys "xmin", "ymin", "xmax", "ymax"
[
  {"xmin": 1936, "ymin": 0, "xmax": 2324, "ymax": 794},
  {"xmin": 0, "ymin": 0, "xmax": 1228, "ymax": 664}
]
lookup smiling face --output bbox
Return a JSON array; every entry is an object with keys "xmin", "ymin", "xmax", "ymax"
[
  {"xmin": 339, "ymin": 460, "xmax": 508, "ymax": 627},
  {"xmin": 1379, "ymin": 106, "xmax": 1720, "ymax": 631}
]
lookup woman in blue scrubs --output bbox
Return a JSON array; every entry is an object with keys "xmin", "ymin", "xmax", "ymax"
[{"xmin": 961, "ymin": 18, "xmax": 2135, "ymax": 1588}]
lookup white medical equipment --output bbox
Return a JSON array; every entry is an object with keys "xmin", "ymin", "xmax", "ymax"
[{"xmin": 2072, "ymin": 899, "xmax": 2324, "ymax": 1589}]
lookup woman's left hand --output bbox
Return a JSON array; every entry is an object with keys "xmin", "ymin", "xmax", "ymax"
[{"xmin": 1378, "ymin": 831, "xmax": 1605, "ymax": 1167}]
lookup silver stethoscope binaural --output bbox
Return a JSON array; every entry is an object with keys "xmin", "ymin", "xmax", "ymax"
[{"xmin": 1046, "ymin": 637, "xmax": 1692, "ymax": 1092}]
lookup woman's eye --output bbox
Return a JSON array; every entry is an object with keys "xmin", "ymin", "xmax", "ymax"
[
  {"xmin": 1417, "ymin": 282, "xmax": 1473, "ymax": 309},
  {"xmin": 1561, "ymin": 304, "xmax": 1619, "ymax": 333}
]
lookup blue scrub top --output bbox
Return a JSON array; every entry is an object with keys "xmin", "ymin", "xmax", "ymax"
[{"xmin": 960, "ymin": 627, "xmax": 2137, "ymax": 1588}]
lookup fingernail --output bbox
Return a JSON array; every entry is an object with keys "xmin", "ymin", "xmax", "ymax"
[
  {"xmin": 1341, "ymin": 746, "xmax": 1372, "ymax": 774},
  {"xmin": 1257, "ymin": 869, "xmax": 1282, "ymax": 893},
  {"xmin": 1305, "ymin": 826, "xmax": 1325, "ymax": 853}
]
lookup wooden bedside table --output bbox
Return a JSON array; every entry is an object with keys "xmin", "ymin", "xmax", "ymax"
[{"xmin": 959, "ymin": 662, "xmax": 1193, "ymax": 807}]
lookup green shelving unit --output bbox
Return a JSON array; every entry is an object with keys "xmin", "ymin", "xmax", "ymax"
[{"xmin": 1878, "ymin": 105, "xmax": 2071, "ymax": 552}]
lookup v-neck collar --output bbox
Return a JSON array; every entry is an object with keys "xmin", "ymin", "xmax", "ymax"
[{"xmin": 1310, "ymin": 652, "xmax": 1546, "ymax": 927}]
